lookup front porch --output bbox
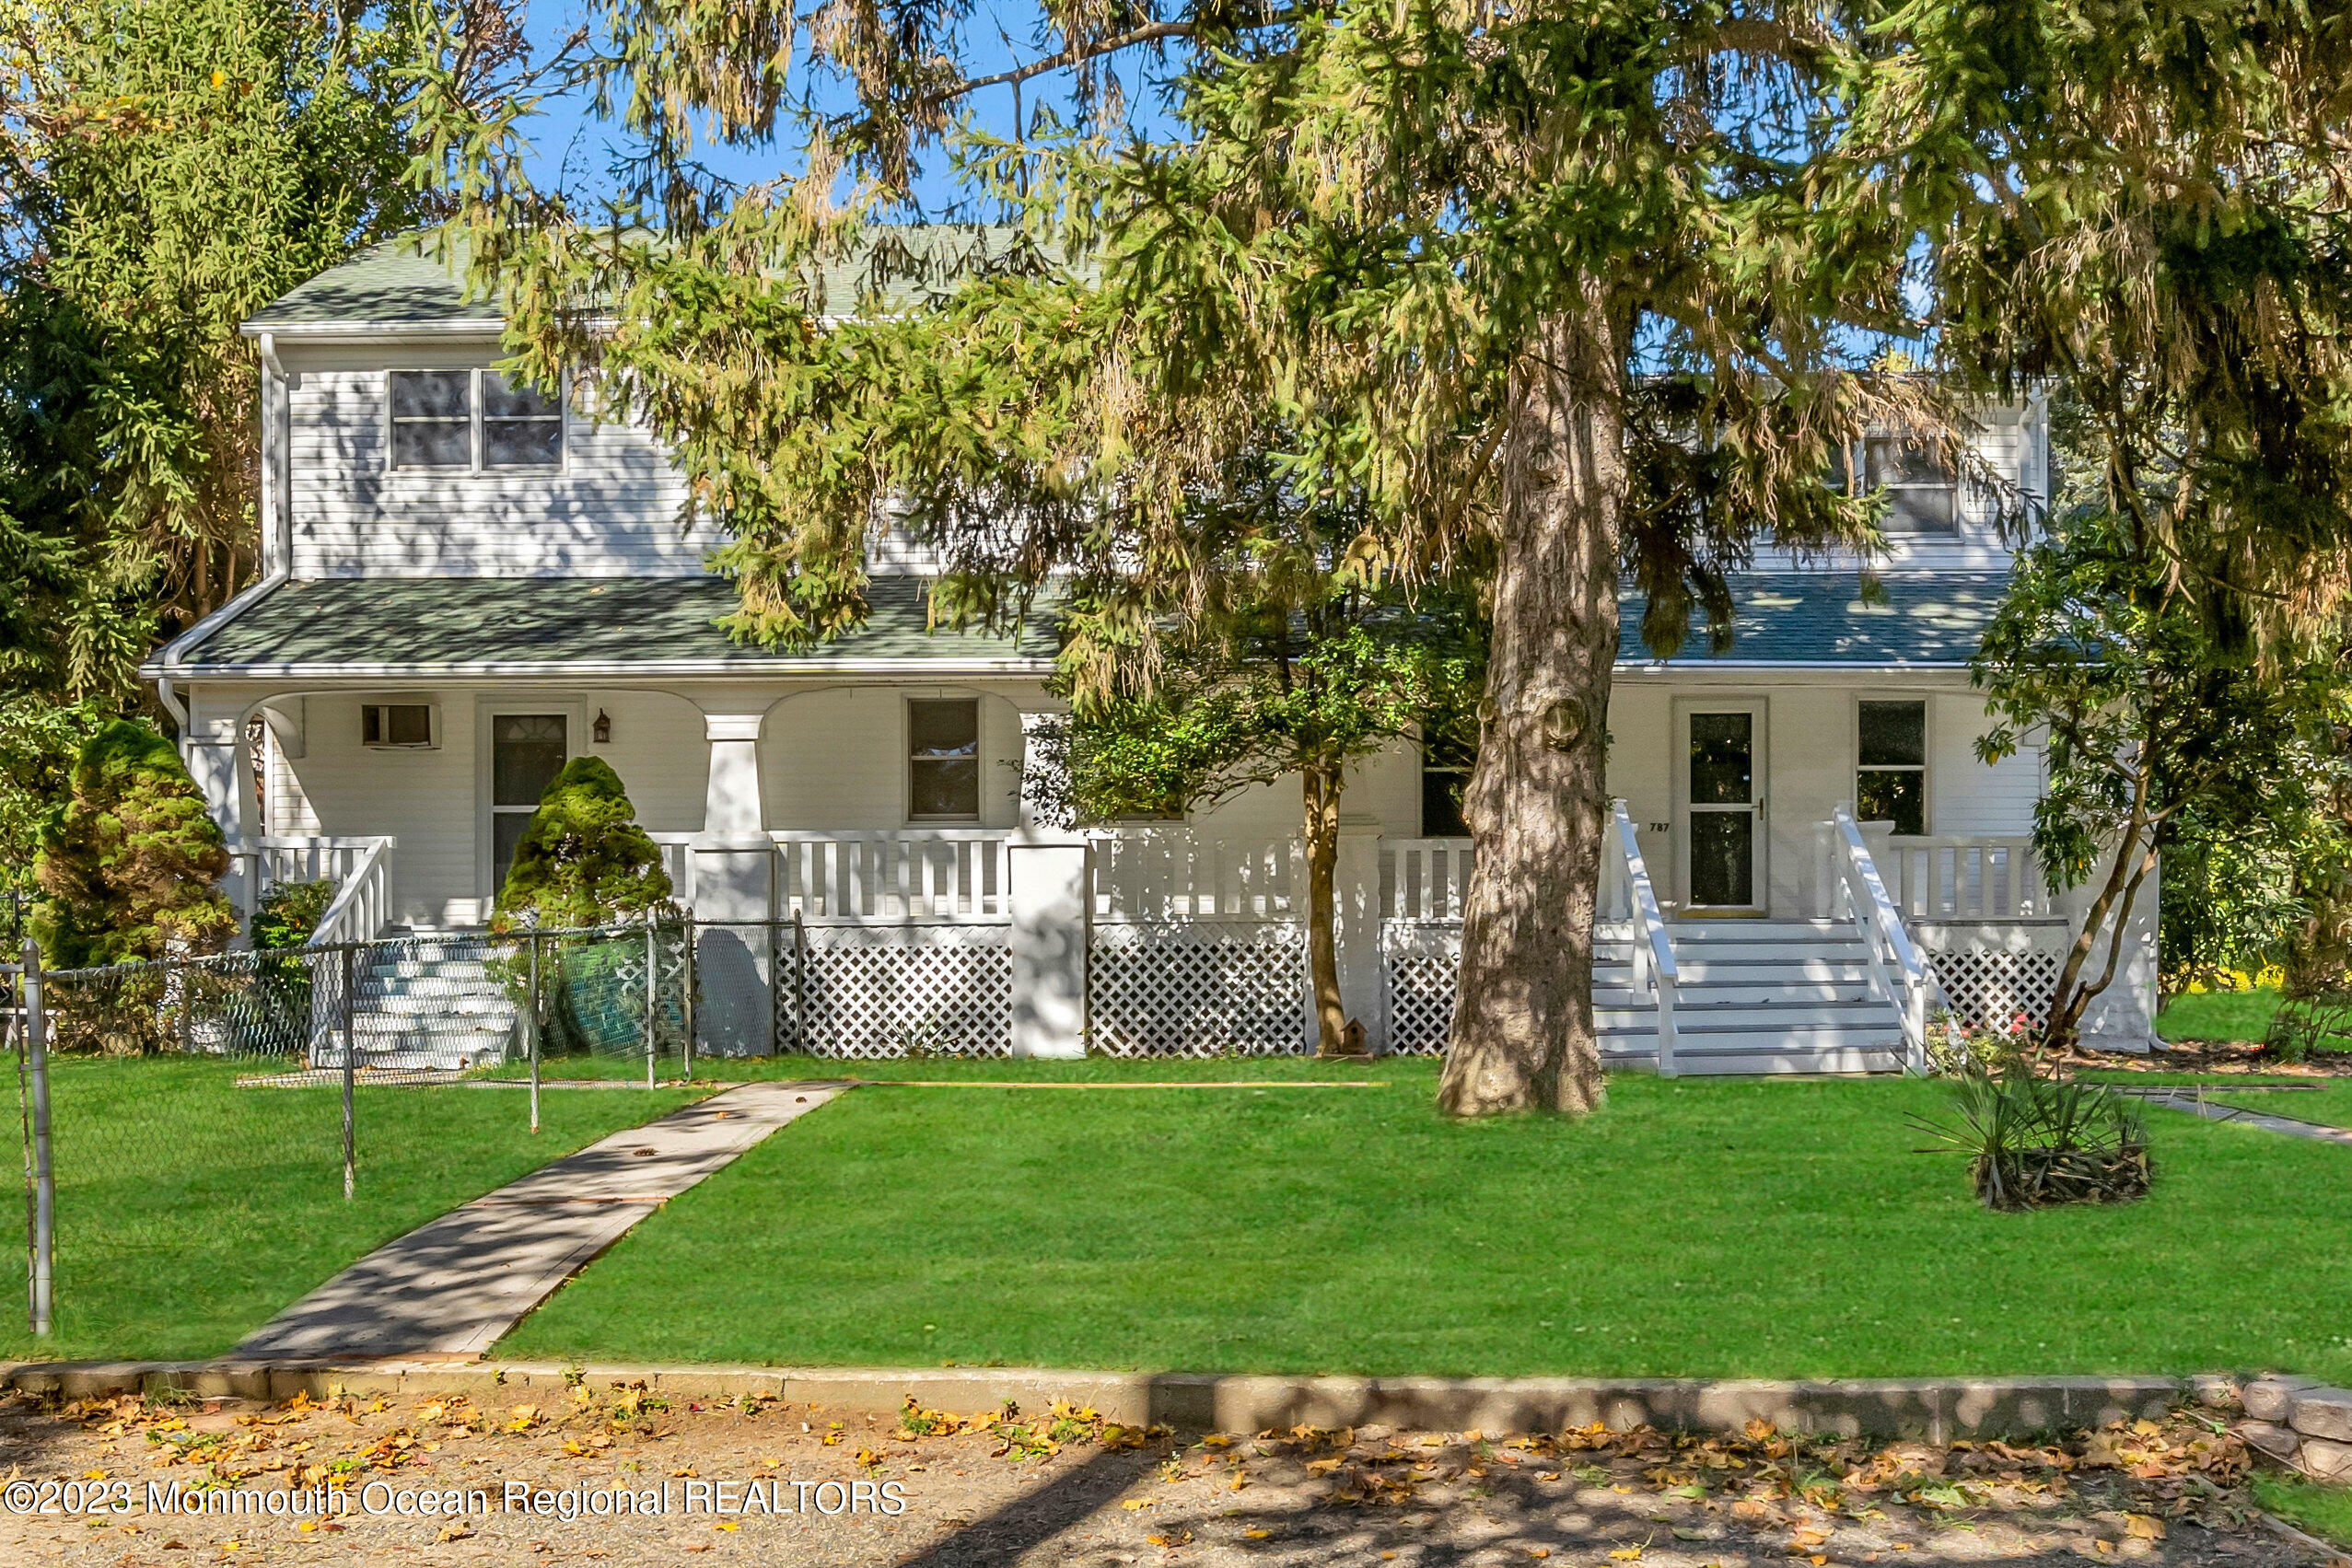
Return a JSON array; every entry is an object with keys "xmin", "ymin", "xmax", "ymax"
[{"xmin": 215, "ymin": 807, "xmax": 2111, "ymax": 1072}]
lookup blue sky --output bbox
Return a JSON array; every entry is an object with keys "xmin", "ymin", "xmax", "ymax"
[{"xmin": 505, "ymin": 1, "xmax": 1183, "ymax": 214}]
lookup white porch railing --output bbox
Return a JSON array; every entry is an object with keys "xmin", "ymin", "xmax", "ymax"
[
  {"xmin": 1383, "ymin": 838, "xmax": 1473, "ymax": 921},
  {"xmin": 646, "ymin": 832, "xmax": 698, "ymax": 909},
  {"xmin": 772, "ymin": 830, "xmax": 1010, "ymax": 923},
  {"xmin": 1828, "ymin": 807, "xmax": 1929, "ymax": 1070},
  {"xmin": 1089, "ymin": 830, "xmax": 1298, "ymax": 923},
  {"xmin": 1612, "ymin": 799, "xmax": 1679, "ymax": 1075},
  {"xmin": 304, "ymin": 836, "xmax": 395, "ymax": 949},
  {"xmin": 1879, "ymin": 834, "xmax": 2049, "ymax": 922}
]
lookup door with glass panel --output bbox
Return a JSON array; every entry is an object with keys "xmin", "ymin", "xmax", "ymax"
[
  {"xmin": 490, "ymin": 714, "xmax": 568, "ymax": 895},
  {"xmin": 1680, "ymin": 703, "xmax": 1766, "ymax": 912}
]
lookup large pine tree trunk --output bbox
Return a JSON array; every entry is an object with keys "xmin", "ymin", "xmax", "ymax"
[
  {"xmin": 1438, "ymin": 302, "xmax": 1626, "ymax": 1117},
  {"xmin": 1301, "ymin": 760, "xmax": 1350, "ymax": 1056}
]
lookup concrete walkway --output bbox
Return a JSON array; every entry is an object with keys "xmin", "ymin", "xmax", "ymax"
[
  {"xmin": 2113, "ymin": 1085, "xmax": 2352, "ymax": 1146},
  {"xmin": 233, "ymin": 1081, "xmax": 847, "ymax": 1360}
]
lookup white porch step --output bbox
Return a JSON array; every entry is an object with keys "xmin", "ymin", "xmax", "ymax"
[{"xmin": 1586, "ymin": 918, "xmax": 1911, "ymax": 1076}]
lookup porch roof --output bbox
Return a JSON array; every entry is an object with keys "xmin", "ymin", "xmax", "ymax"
[
  {"xmin": 154, "ymin": 576, "xmax": 1055, "ymax": 679},
  {"xmin": 243, "ymin": 226, "xmax": 1054, "ymax": 334},
  {"xmin": 1620, "ymin": 572, "xmax": 2004, "ymax": 667}
]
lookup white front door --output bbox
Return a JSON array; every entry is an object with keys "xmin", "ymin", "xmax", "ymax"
[{"xmin": 1679, "ymin": 702, "xmax": 1767, "ymax": 912}]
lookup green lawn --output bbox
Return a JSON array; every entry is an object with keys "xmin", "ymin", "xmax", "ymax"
[
  {"xmin": 2255, "ymin": 1473, "xmax": 2352, "ymax": 1551},
  {"xmin": 2156, "ymin": 987, "xmax": 2283, "ymax": 1044},
  {"xmin": 2208, "ymin": 1081, "xmax": 2352, "ymax": 1129},
  {"xmin": 0, "ymin": 1058, "xmax": 704, "ymax": 1362},
  {"xmin": 499, "ymin": 1061, "xmax": 2352, "ymax": 1381}
]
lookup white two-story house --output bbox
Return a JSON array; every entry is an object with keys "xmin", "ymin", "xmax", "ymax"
[{"xmin": 143, "ymin": 235, "xmax": 2158, "ymax": 1069}]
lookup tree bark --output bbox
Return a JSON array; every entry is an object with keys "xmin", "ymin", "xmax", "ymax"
[
  {"xmin": 1302, "ymin": 759, "xmax": 1352, "ymax": 1056},
  {"xmin": 1438, "ymin": 299, "xmax": 1625, "ymax": 1117}
]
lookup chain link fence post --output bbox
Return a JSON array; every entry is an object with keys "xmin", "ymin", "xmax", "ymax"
[
  {"xmin": 22, "ymin": 941, "xmax": 52, "ymax": 1338},
  {"xmin": 528, "ymin": 931, "xmax": 541, "ymax": 1135},
  {"xmin": 340, "ymin": 944, "xmax": 356, "ymax": 1201},
  {"xmin": 644, "ymin": 919, "xmax": 658, "ymax": 1089},
  {"xmin": 681, "ymin": 919, "xmax": 694, "ymax": 1081}
]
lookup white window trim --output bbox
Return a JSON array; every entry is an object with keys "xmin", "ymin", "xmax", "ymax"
[
  {"xmin": 475, "ymin": 698, "xmax": 588, "ymax": 901},
  {"xmin": 905, "ymin": 693, "xmax": 984, "ymax": 825},
  {"xmin": 386, "ymin": 367, "xmax": 569, "ymax": 476},
  {"xmin": 1854, "ymin": 695, "xmax": 1931, "ymax": 837},
  {"xmin": 1834, "ymin": 433, "xmax": 1962, "ymax": 537}
]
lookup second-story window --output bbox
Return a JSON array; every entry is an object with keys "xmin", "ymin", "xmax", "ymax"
[
  {"xmin": 389, "ymin": 369, "xmax": 564, "ymax": 471},
  {"xmin": 1831, "ymin": 435, "xmax": 1959, "ymax": 535}
]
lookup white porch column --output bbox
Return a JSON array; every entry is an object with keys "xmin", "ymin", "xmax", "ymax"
[
  {"xmin": 1333, "ymin": 820, "xmax": 1384, "ymax": 1053},
  {"xmin": 691, "ymin": 708, "xmax": 776, "ymax": 1056},
  {"xmin": 1008, "ymin": 711, "xmax": 1088, "ymax": 1058},
  {"xmin": 184, "ymin": 703, "xmax": 259, "ymax": 942}
]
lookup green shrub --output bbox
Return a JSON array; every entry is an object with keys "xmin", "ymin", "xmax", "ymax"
[
  {"xmin": 489, "ymin": 758, "xmax": 675, "ymax": 933},
  {"xmin": 250, "ymin": 877, "xmax": 338, "ymax": 950},
  {"xmin": 31, "ymin": 719, "xmax": 231, "ymax": 968},
  {"xmin": 1915, "ymin": 1063, "xmax": 2152, "ymax": 1211}
]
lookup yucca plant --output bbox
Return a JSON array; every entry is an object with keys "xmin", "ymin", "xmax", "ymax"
[{"xmin": 1915, "ymin": 1063, "xmax": 2152, "ymax": 1212}]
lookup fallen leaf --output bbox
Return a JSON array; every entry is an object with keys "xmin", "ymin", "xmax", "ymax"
[
  {"xmin": 434, "ymin": 1526, "xmax": 473, "ymax": 1543},
  {"xmin": 715, "ymin": 1521, "xmax": 740, "ymax": 1532},
  {"xmin": 2124, "ymin": 1516, "xmax": 2164, "ymax": 1541},
  {"xmin": 1147, "ymin": 1528, "xmax": 1194, "ymax": 1547}
]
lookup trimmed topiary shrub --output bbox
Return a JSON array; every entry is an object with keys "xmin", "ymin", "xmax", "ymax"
[
  {"xmin": 32, "ymin": 719, "xmax": 232, "ymax": 969},
  {"xmin": 489, "ymin": 759, "xmax": 683, "ymax": 1059},
  {"xmin": 489, "ymin": 757, "xmax": 675, "ymax": 932}
]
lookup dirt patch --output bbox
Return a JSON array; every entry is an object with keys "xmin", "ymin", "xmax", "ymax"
[{"xmin": 0, "ymin": 1386, "xmax": 2334, "ymax": 1567}]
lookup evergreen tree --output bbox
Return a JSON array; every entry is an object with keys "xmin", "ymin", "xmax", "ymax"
[
  {"xmin": 31, "ymin": 718, "xmax": 232, "ymax": 967},
  {"xmin": 489, "ymin": 757, "xmax": 677, "ymax": 932},
  {"xmin": 0, "ymin": 0, "xmax": 530, "ymax": 700},
  {"xmin": 416, "ymin": 0, "xmax": 1947, "ymax": 1113}
]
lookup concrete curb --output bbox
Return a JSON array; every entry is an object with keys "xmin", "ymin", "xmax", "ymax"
[{"xmin": 0, "ymin": 1360, "xmax": 2243, "ymax": 1442}]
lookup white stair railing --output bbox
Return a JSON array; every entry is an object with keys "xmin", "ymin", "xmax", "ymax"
[
  {"xmin": 1612, "ymin": 799, "xmax": 1678, "ymax": 1076},
  {"xmin": 1830, "ymin": 806, "xmax": 1929, "ymax": 1070},
  {"xmin": 304, "ymin": 837, "xmax": 396, "ymax": 949}
]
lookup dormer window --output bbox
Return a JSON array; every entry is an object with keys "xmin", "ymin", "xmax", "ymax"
[
  {"xmin": 389, "ymin": 369, "xmax": 564, "ymax": 471},
  {"xmin": 1831, "ymin": 435, "xmax": 1959, "ymax": 536}
]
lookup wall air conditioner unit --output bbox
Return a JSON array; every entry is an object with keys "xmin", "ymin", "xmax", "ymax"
[{"xmin": 362, "ymin": 702, "xmax": 438, "ymax": 749}]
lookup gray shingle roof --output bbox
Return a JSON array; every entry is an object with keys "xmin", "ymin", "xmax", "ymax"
[
  {"xmin": 1620, "ymin": 572, "xmax": 2004, "ymax": 665},
  {"xmin": 245, "ymin": 226, "xmax": 1057, "ymax": 331},
  {"xmin": 166, "ymin": 570, "xmax": 2001, "ymax": 676},
  {"xmin": 165, "ymin": 576, "xmax": 1053, "ymax": 673}
]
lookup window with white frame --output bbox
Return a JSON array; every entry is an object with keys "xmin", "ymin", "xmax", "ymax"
[
  {"xmin": 1421, "ymin": 734, "xmax": 1473, "ymax": 837},
  {"xmin": 908, "ymin": 699, "xmax": 981, "ymax": 820},
  {"xmin": 1830, "ymin": 434, "xmax": 1959, "ymax": 535},
  {"xmin": 389, "ymin": 369, "xmax": 564, "ymax": 471},
  {"xmin": 1857, "ymin": 700, "xmax": 1927, "ymax": 835}
]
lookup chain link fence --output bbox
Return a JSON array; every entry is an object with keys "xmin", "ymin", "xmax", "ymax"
[{"xmin": 0, "ymin": 916, "xmax": 693, "ymax": 1342}]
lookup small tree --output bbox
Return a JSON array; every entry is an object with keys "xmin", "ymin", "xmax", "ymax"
[
  {"xmin": 31, "ymin": 718, "xmax": 232, "ymax": 967},
  {"xmin": 1975, "ymin": 510, "xmax": 2340, "ymax": 1054},
  {"xmin": 488, "ymin": 758, "xmax": 676, "ymax": 931},
  {"xmin": 1042, "ymin": 607, "xmax": 1480, "ymax": 1056}
]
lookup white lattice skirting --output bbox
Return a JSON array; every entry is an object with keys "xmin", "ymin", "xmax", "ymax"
[
  {"xmin": 1926, "ymin": 947, "xmax": 2062, "ymax": 1033},
  {"xmin": 1382, "ymin": 924, "xmax": 1461, "ymax": 1056},
  {"xmin": 1089, "ymin": 923, "xmax": 1307, "ymax": 1057},
  {"xmin": 774, "ymin": 924, "xmax": 1014, "ymax": 1058}
]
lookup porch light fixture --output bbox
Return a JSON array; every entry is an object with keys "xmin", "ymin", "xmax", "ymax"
[{"xmin": 593, "ymin": 709, "xmax": 611, "ymax": 745}]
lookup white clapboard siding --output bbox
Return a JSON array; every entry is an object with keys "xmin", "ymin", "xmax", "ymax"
[{"xmin": 288, "ymin": 369, "xmax": 703, "ymax": 577}]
